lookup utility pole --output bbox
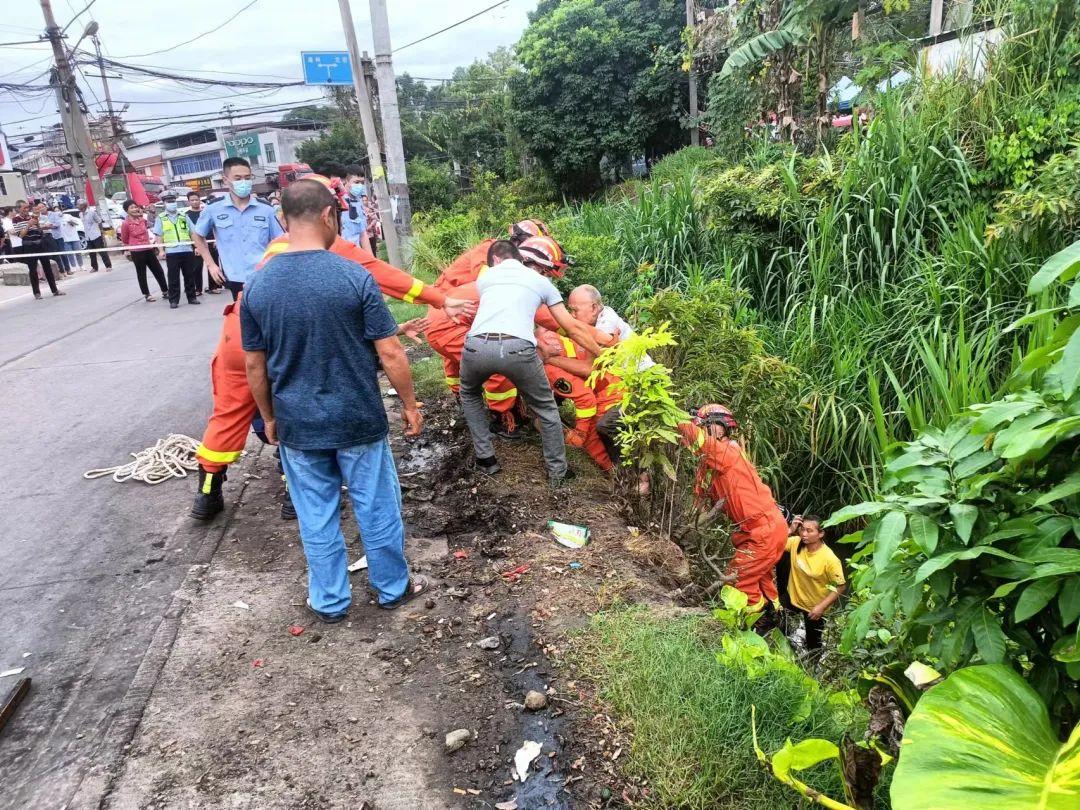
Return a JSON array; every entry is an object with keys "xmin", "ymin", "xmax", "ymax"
[
  {"xmin": 336, "ymin": 0, "xmax": 402, "ymax": 267},
  {"xmin": 40, "ymin": 0, "xmax": 111, "ymax": 225},
  {"xmin": 685, "ymin": 0, "xmax": 700, "ymax": 147},
  {"xmin": 92, "ymin": 34, "xmax": 120, "ymax": 143},
  {"xmin": 369, "ymin": 0, "xmax": 412, "ymax": 237}
]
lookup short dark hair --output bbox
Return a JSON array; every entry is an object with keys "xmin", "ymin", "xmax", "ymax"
[
  {"xmin": 15, "ymin": 199, "xmax": 26, "ymax": 206},
  {"xmin": 186, "ymin": 190, "xmax": 201, "ymax": 200},
  {"xmin": 486, "ymin": 239, "xmax": 522, "ymax": 266},
  {"xmin": 123, "ymin": 199, "xmax": 140, "ymax": 212},
  {"xmin": 345, "ymin": 164, "xmax": 363, "ymax": 177},
  {"xmin": 222, "ymin": 157, "xmax": 251, "ymax": 173},
  {"xmin": 281, "ymin": 178, "xmax": 336, "ymax": 222}
]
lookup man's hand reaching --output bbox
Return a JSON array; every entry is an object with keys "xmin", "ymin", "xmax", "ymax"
[
  {"xmin": 398, "ymin": 317, "xmax": 430, "ymax": 344},
  {"xmin": 443, "ymin": 296, "xmax": 477, "ymax": 322}
]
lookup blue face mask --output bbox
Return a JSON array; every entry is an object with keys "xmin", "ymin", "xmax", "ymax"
[
  {"xmin": 350, "ymin": 183, "xmax": 366, "ymax": 198},
  {"xmin": 165, "ymin": 202, "xmax": 178, "ymax": 213},
  {"xmin": 231, "ymin": 179, "xmax": 253, "ymax": 198}
]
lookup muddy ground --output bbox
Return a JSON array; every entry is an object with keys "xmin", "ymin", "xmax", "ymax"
[{"xmin": 99, "ymin": 395, "xmax": 693, "ymax": 809}]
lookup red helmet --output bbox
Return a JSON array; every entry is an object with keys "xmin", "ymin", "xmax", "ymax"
[
  {"xmin": 509, "ymin": 219, "xmax": 551, "ymax": 244},
  {"xmin": 519, "ymin": 235, "xmax": 571, "ymax": 278},
  {"xmin": 692, "ymin": 404, "xmax": 739, "ymax": 432}
]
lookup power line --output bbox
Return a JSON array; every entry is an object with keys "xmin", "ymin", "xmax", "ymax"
[
  {"xmin": 82, "ymin": 56, "xmax": 303, "ymax": 89},
  {"xmin": 61, "ymin": 0, "xmax": 98, "ymax": 33},
  {"xmin": 112, "ymin": 0, "xmax": 261, "ymax": 58},
  {"xmin": 393, "ymin": 0, "xmax": 510, "ymax": 53}
]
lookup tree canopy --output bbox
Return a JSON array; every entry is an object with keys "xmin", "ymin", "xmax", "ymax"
[{"xmin": 509, "ymin": 0, "xmax": 687, "ymax": 193}]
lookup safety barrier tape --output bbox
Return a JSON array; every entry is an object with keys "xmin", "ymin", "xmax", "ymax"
[{"xmin": 7, "ymin": 239, "xmax": 216, "ymax": 261}]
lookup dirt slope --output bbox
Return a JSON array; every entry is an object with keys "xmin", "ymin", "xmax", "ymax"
[{"xmin": 101, "ymin": 402, "xmax": 686, "ymax": 809}]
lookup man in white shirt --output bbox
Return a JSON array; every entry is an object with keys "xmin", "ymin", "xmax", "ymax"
[
  {"xmin": 78, "ymin": 201, "xmax": 112, "ymax": 272},
  {"xmin": 568, "ymin": 284, "xmax": 655, "ymax": 370},
  {"xmin": 460, "ymin": 241, "xmax": 602, "ymax": 487},
  {"xmin": 58, "ymin": 209, "xmax": 84, "ymax": 271}
]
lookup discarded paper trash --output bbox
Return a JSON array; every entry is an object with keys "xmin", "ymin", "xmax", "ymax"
[
  {"xmin": 1, "ymin": 667, "xmax": 26, "ymax": 678},
  {"xmin": 549, "ymin": 520, "xmax": 590, "ymax": 549},
  {"xmin": 514, "ymin": 740, "xmax": 542, "ymax": 782},
  {"xmin": 231, "ymin": 600, "xmax": 251, "ymax": 610},
  {"xmin": 348, "ymin": 555, "xmax": 369, "ymax": 572}
]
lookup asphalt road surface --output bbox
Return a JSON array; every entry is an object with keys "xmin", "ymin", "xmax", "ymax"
[{"xmin": 0, "ymin": 265, "xmax": 226, "ymax": 807}]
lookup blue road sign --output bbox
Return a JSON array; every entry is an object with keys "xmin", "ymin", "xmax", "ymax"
[{"xmin": 301, "ymin": 51, "xmax": 354, "ymax": 86}]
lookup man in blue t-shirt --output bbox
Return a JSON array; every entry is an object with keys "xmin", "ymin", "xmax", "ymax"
[{"xmin": 239, "ymin": 179, "xmax": 429, "ymax": 621}]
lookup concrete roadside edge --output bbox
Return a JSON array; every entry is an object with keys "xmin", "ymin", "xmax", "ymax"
[{"xmin": 66, "ymin": 443, "xmax": 267, "ymax": 810}]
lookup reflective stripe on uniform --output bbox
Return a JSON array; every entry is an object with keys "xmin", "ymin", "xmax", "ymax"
[
  {"xmin": 576, "ymin": 405, "xmax": 597, "ymax": 419},
  {"xmin": 201, "ymin": 472, "xmax": 214, "ymax": 494},
  {"xmin": 558, "ymin": 336, "xmax": 577, "ymax": 358},
  {"xmin": 196, "ymin": 443, "xmax": 242, "ymax": 464},
  {"xmin": 484, "ymin": 387, "xmax": 518, "ymax": 402},
  {"xmin": 259, "ymin": 240, "xmax": 289, "ymax": 264},
  {"xmin": 402, "ymin": 278, "xmax": 424, "ymax": 304},
  {"xmin": 445, "ymin": 376, "xmax": 461, "ymax": 387}
]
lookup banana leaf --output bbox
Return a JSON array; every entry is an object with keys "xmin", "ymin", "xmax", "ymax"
[
  {"xmin": 718, "ymin": 26, "xmax": 808, "ymax": 79},
  {"xmin": 892, "ymin": 665, "xmax": 1080, "ymax": 809}
]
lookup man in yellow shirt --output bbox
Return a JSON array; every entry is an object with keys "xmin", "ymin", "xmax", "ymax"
[{"xmin": 785, "ymin": 515, "xmax": 846, "ymax": 651}]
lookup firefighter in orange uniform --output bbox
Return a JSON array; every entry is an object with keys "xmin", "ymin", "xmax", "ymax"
[
  {"xmin": 433, "ymin": 219, "xmax": 552, "ymax": 292},
  {"xmin": 190, "ymin": 184, "xmax": 475, "ymax": 521},
  {"xmin": 676, "ymin": 405, "xmax": 788, "ymax": 612}
]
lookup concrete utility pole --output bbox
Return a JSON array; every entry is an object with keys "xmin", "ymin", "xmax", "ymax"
[
  {"xmin": 337, "ymin": 0, "xmax": 402, "ymax": 267},
  {"xmin": 92, "ymin": 34, "xmax": 121, "ymax": 143},
  {"xmin": 685, "ymin": 0, "xmax": 700, "ymax": 147},
  {"xmin": 369, "ymin": 0, "xmax": 412, "ymax": 237},
  {"xmin": 40, "ymin": 0, "xmax": 111, "ymax": 225}
]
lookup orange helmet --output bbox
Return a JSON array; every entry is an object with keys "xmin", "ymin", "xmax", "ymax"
[
  {"xmin": 519, "ymin": 235, "xmax": 571, "ymax": 278},
  {"xmin": 692, "ymin": 404, "xmax": 739, "ymax": 432},
  {"xmin": 509, "ymin": 219, "xmax": 551, "ymax": 243}
]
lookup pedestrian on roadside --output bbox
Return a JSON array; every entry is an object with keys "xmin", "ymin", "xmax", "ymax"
[
  {"xmin": 364, "ymin": 191, "xmax": 381, "ymax": 256},
  {"xmin": 119, "ymin": 200, "xmax": 168, "ymax": 303},
  {"xmin": 339, "ymin": 166, "xmax": 368, "ymax": 248},
  {"xmin": 185, "ymin": 191, "xmax": 221, "ymax": 295},
  {"xmin": 240, "ymin": 178, "xmax": 429, "ymax": 621},
  {"xmin": 15, "ymin": 202, "xmax": 65, "ymax": 299},
  {"xmin": 59, "ymin": 208, "xmax": 84, "ymax": 271},
  {"xmin": 152, "ymin": 192, "xmax": 201, "ymax": 309},
  {"xmin": 78, "ymin": 201, "xmax": 112, "ymax": 272},
  {"xmin": 191, "ymin": 157, "xmax": 284, "ymax": 300},
  {"xmin": 45, "ymin": 204, "xmax": 74, "ymax": 276},
  {"xmin": 0, "ymin": 207, "xmax": 12, "ymax": 264},
  {"xmin": 459, "ymin": 240, "xmax": 603, "ymax": 486}
]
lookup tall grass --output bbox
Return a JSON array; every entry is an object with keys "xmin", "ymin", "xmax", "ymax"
[{"xmin": 572, "ymin": 610, "xmax": 870, "ymax": 809}]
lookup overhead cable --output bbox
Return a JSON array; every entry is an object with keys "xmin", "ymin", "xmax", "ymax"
[
  {"xmin": 394, "ymin": 0, "xmax": 510, "ymax": 53},
  {"xmin": 112, "ymin": 0, "xmax": 261, "ymax": 59}
]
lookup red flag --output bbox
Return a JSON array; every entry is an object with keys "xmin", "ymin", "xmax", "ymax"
[{"xmin": 126, "ymin": 172, "xmax": 150, "ymax": 206}]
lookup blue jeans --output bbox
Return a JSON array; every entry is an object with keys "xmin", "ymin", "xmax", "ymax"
[
  {"xmin": 63, "ymin": 240, "xmax": 83, "ymax": 268},
  {"xmin": 279, "ymin": 438, "xmax": 409, "ymax": 616}
]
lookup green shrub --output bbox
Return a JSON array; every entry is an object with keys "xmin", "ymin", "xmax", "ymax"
[
  {"xmin": 408, "ymin": 212, "xmax": 485, "ymax": 278},
  {"xmin": 575, "ymin": 610, "xmax": 868, "ymax": 809},
  {"xmin": 406, "ymin": 157, "xmax": 458, "ymax": 213}
]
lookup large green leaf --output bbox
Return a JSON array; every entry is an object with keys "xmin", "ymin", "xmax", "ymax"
[
  {"xmin": 891, "ymin": 665, "xmax": 1080, "ymax": 809},
  {"xmin": 718, "ymin": 26, "xmax": 808, "ymax": 79},
  {"xmin": 1060, "ymin": 578, "xmax": 1080, "ymax": 627},
  {"xmin": 949, "ymin": 504, "xmax": 978, "ymax": 543},
  {"xmin": 874, "ymin": 511, "xmax": 907, "ymax": 573},
  {"xmin": 824, "ymin": 501, "xmax": 892, "ymax": 527},
  {"xmin": 1015, "ymin": 578, "xmax": 1060, "ymax": 623},
  {"xmin": 1061, "ymin": 326, "xmax": 1080, "ymax": 399},
  {"xmin": 1028, "ymin": 240, "xmax": 1080, "ymax": 295},
  {"xmin": 1034, "ymin": 473, "xmax": 1080, "ymax": 507},
  {"xmin": 908, "ymin": 513, "xmax": 939, "ymax": 555},
  {"xmin": 971, "ymin": 607, "xmax": 1007, "ymax": 664}
]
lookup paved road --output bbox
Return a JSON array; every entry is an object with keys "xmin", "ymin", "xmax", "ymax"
[{"xmin": 0, "ymin": 266, "xmax": 226, "ymax": 807}]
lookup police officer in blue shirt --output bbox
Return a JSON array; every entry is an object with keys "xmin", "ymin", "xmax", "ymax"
[
  {"xmin": 339, "ymin": 166, "xmax": 368, "ymax": 248},
  {"xmin": 191, "ymin": 157, "xmax": 285, "ymax": 300}
]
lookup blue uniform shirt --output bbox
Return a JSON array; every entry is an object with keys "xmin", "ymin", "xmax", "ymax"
[
  {"xmin": 152, "ymin": 213, "xmax": 194, "ymax": 254},
  {"xmin": 239, "ymin": 250, "xmax": 399, "ymax": 450},
  {"xmin": 193, "ymin": 196, "xmax": 284, "ymax": 285},
  {"xmin": 340, "ymin": 198, "xmax": 367, "ymax": 246}
]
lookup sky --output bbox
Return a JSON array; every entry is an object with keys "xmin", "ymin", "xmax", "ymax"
[{"xmin": 0, "ymin": 0, "xmax": 536, "ymax": 149}]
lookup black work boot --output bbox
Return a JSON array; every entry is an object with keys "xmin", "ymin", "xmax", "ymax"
[{"xmin": 190, "ymin": 466, "xmax": 226, "ymax": 520}]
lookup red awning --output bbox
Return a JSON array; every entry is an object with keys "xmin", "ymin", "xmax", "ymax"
[{"xmin": 37, "ymin": 165, "xmax": 70, "ymax": 178}]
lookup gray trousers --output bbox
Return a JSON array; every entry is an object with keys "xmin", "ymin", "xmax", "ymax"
[{"xmin": 459, "ymin": 335, "xmax": 568, "ymax": 481}]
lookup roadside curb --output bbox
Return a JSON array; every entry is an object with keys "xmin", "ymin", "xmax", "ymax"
[{"xmin": 66, "ymin": 443, "xmax": 266, "ymax": 810}]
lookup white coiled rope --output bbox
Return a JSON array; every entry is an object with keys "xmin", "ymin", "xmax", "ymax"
[{"xmin": 84, "ymin": 434, "xmax": 201, "ymax": 485}]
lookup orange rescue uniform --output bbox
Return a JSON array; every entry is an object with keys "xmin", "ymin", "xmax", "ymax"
[
  {"xmin": 195, "ymin": 236, "xmax": 445, "ymax": 474},
  {"xmin": 434, "ymin": 239, "xmax": 494, "ymax": 292},
  {"xmin": 676, "ymin": 423, "xmax": 788, "ymax": 609}
]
